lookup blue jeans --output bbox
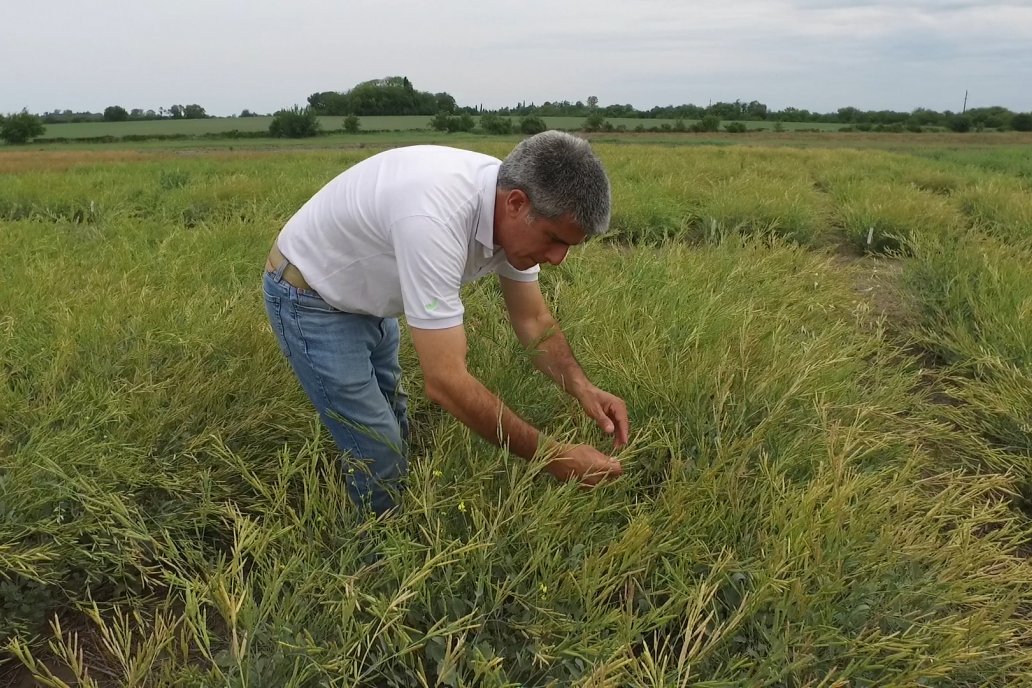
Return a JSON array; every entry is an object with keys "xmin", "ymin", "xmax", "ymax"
[{"xmin": 262, "ymin": 264, "xmax": 409, "ymax": 517}]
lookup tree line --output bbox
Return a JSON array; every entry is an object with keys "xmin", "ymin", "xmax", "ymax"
[
  {"xmin": 33, "ymin": 76, "xmax": 1032, "ymax": 130},
  {"xmin": 491, "ymin": 101, "xmax": 1029, "ymax": 131},
  {"xmin": 5, "ymin": 75, "xmax": 1031, "ymax": 144},
  {"xmin": 307, "ymin": 76, "xmax": 457, "ymax": 116},
  {"xmin": 40, "ymin": 104, "xmax": 214, "ymax": 124}
]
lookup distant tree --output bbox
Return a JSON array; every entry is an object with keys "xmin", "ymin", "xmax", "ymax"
[
  {"xmin": 448, "ymin": 113, "xmax": 475, "ymax": 133},
  {"xmin": 518, "ymin": 116, "xmax": 547, "ymax": 135},
  {"xmin": 310, "ymin": 77, "xmax": 449, "ymax": 116},
  {"xmin": 777, "ymin": 106, "xmax": 811, "ymax": 122},
  {"xmin": 947, "ymin": 115, "xmax": 972, "ymax": 133},
  {"xmin": 965, "ymin": 106, "xmax": 1011, "ymax": 130},
  {"xmin": 724, "ymin": 122, "xmax": 747, "ymax": 133},
  {"xmin": 343, "ymin": 114, "xmax": 361, "ymax": 133},
  {"xmin": 130, "ymin": 108, "xmax": 144, "ymax": 119},
  {"xmin": 910, "ymin": 107, "xmax": 943, "ymax": 127},
  {"xmin": 582, "ymin": 111, "xmax": 606, "ymax": 132},
  {"xmin": 429, "ymin": 112, "xmax": 451, "ymax": 132},
  {"xmin": 479, "ymin": 113, "xmax": 513, "ymax": 134},
  {"xmin": 435, "ymin": 92, "xmax": 457, "ymax": 113},
  {"xmin": 745, "ymin": 100, "xmax": 768, "ymax": 119},
  {"xmin": 183, "ymin": 104, "xmax": 207, "ymax": 119},
  {"xmin": 707, "ymin": 101, "xmax": 746, "ymax": 120},
  {"xmin": 587, "ymin": 95, "xmax": 599, "ymax": 109},
  {"xmin": 239, "ymin": 109, "xmax": 257, "ymax": 118},
  {"xmin": 269, "ymin": 106, "xmax": 320, "ymax": 138},
  {"xmin": 307, "ymin": 91, "xmax": 350, "ymax": 114},
  {"xmin": 0, "ymin": 110, "xmax": 46, "ymax": 144},
  {"xmin": 1011, "ymin": 113, "xmax": 1032, "ymax": 131},
  {"xmin": 103, "ymin": 105, "xmax": 129, "ymax": 122},
  {"xmin": 837, "ymin": 106, "xmax": 861, "ymax": 123},
  {"xmin": 691, "ymin": 115, "xmax": 721, "ymax": 133},
  {"xmin": 169, "ymin": 105, "xmax": 184, "ymax": 119},
  {"xmin": 428, "ymin": 112, "xmax": 474, "ymax": 132},
  {"xmin": 602, "ymin": 103, "xmax": 636, "ymax": 118}
]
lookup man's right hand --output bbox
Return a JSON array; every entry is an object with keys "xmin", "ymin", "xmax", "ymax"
[{"xmin": 544, "ymin": 444, "xmax": 623, "ymax": 487}]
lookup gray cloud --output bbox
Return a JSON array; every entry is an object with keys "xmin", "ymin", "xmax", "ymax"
[{"xmin": 1, "ymin": 0, "xmax": 1029, "ymax": 116}]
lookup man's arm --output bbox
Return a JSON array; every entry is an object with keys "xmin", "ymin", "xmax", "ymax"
[
  {"xmin": 499, "ymin": 277, "xmax": 630, "ymax": 448},
  {"xmin": 409, "ymin": 324, "xmax": 621, "ymax": 484},
  {"xmin": 499, "ymin": 276, "xmax": 591, "ymax": 396},
  {"xmin": 412, "ymin": 324, "xmax": 541, "ymax": 460}
]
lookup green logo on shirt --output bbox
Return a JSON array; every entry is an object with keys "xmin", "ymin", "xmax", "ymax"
[{"xmin": 425, "ymin": 298, "xmax": 440, "ymax": 312}]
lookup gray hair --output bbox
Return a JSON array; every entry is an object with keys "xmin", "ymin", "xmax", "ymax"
[{"xmin": 497, "ymin": 130, "xmax": 611, "ymax": 237}]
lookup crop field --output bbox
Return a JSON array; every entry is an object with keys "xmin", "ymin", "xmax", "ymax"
[
  {"xmin": 2, "ymin": 134, "xmax": 1032, "ymax": 686},
  {"xmin": 35, "ymin": 116, "xmax": 845, "ymax": 140}
]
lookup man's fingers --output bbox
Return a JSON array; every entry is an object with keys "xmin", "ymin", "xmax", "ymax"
[
  {"xmin": 614, "ymin": 415, "xmax": 629, "ymax": 448},
  {"xmin": 588, "ymin": 406, "xmax": 615, "ymax": 435},
  {"xmin": 581, "ymin": 459, "xmax": 622, "ymax": 486},
  {"xmin": 547, "ymin": 444, "xmax": 622, "ymax": 488},
  {"xmin": 592, "ymin": 400, "xmax": 630, "ymax": 448},
  {"xmin": 608, "ymin": 402, "xmax": 630, "ymax": 447},
  {"xmin": 601, "ymin": 412, "xmax": 628, "ymax": 449},
  {"xmin": 604, "ymin": 411, "xmax": 628, "ymax": 448}
]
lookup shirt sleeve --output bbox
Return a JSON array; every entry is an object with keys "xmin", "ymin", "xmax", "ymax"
[
  {"xmin": 495, "ymin": 258, "xmax": 541, "ymax": 282},
  {"xmin": 390, "ymin": 215, "xmax": 466, "ymax": 330}
]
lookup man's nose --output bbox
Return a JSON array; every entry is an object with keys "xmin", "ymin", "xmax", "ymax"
[{"xmin": 547, "ymin": 245, "xmax": 570, "ymax": 265}]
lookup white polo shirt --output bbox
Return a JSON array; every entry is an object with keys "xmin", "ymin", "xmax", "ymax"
[{"xmin": 276, "ymin": 145, "xmax": 539, "ymax": 330}]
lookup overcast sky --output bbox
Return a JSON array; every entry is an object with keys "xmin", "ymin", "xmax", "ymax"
[{"xmin": 4, "ymin": 0, "xmax": 1030, "ymax": 116}]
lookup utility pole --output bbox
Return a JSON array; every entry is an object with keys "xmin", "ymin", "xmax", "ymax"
[{"xmin": 962, "ymin": 90, "xmax": 968, "ymax": 114}]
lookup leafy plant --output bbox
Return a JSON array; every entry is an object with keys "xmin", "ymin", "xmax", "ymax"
[
  {"xmin": 0, "ymin": 110, "xmax": 46, "ymax": 144},
  {"xmin": 518, "ymin": 116, "xmax": 547, "ymax": 135},
  {"xmin": 269, "ymin": 106, "xmax": 320, "ymax": 138}
]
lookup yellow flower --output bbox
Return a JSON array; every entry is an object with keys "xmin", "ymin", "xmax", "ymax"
[
  {"xmin": 458, "ymin": 501, "xmax": 467, "ymax": 512},
  {"xmin": 539, "ymin": 583, "xmax": 547, "ymax": 594}
]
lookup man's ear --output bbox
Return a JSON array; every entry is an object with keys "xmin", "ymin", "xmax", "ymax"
[{"xmin": 505, "ymin": 189, "xmax": 529, "ymax": 218}]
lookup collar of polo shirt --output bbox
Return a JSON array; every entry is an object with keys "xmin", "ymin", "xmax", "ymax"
[{"xmin": 473, "ymin": 164, "xmax": 500, "ymax": 259}]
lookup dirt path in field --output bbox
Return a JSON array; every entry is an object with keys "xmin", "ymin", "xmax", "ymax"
[
  {"xmin": 833, "ymin": 250, "xmax": 908, "ymax": 323},
  {"xmin": 831, "ymin": 246, "xmax": 959, "ymax": 409}
]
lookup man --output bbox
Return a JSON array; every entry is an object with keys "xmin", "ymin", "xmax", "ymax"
[{"xmin": 263, "ymin": 130, "xmax": 629, "ymax": 516}]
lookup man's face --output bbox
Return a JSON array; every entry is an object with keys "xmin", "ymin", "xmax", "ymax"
[{"xmin": 497, "ymin": 190, "xmax": 587, "ymax": 270}]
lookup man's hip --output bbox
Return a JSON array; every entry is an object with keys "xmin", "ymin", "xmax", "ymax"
[{"xmin": 266, "ymin": 240, "xmax": 315, "ymax": 293}]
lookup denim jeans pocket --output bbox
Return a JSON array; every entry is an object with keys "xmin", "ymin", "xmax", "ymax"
[
  {"xmin": 262, "ymin": 280, "xmax": 292, "ymax": 358},
  {"xmin": 294, "ymin": 288, "xmax": 340, "ymax": 314}
]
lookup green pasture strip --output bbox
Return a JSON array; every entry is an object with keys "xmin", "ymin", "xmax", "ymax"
[
  {"xmin": 915, "ymin": 146, "xmax": 1032, "ymax": 181},
  {"xmin": 14, "ymin": 130, "xmax": 481, "ymax": 151},
  {"xmin": 34, "ymin": 116, "xmax": 848, "ymax": 140}
]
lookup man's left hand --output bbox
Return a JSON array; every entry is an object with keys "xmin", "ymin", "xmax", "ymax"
[{"xmin": 575, "ymin": 385, "xmax": 630, "ymax": 449}]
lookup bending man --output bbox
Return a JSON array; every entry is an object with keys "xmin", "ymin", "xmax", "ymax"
[{"xmin": 262, "ymin": 130, "xmax": 629, "ymax": 516}]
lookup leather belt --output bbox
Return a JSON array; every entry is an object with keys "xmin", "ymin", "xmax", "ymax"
[{"xmin": 266, "ymin": 241, "xmax": 314, "ymax": 292}]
